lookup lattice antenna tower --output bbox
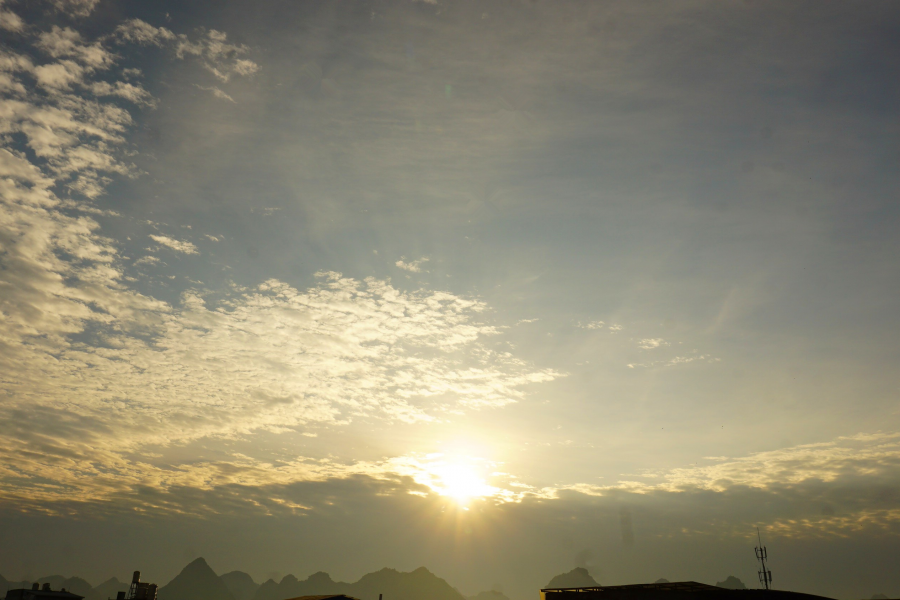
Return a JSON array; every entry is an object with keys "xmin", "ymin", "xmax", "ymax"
[{"xmin": 754, "ymin": 527, "xmax": 772, "ymax": 590}]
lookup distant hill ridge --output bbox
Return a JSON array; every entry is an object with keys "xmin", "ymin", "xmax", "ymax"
[
  {"xmin": 468, "ymin": 590, "xmax": 511, "ymax": 600},
  {"xmin": 158, "ymin": 558, "xmax": 236, "ymax": 600},
  {"xmin": 715, "ymin": 577, "xmax": 747, "ymax": 590},
  {"xmin": 1, "ymin": 566, "xmax": 601, "ymax": 600},
  {"xmin": 3, "ymin": 560, "xmax": 762, "ymax": 600},
  {"xmin": 221, "ymin": 571, "xmax": 259, "ymax": 600},
  {"xmin": 250, "ymin": 565, "xmax": 466, "ymax": 600},
  {"xmin": 544, "ymin": 568, "xmax": 599, "ymax": 589}
]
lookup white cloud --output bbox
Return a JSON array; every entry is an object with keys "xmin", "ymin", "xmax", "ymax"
[
  {"xmin": 37, "ymin": 26, "xmax": 114, "ymax": 69},
  {"xmin": 666, "ymin": 354, "xmax": 719, "ymax": 366},
  {"xmin": 578, "ymin": 320, "xmax": 604, "ymax": 329},
  {"xmin": 644, "ymin": 432, "xmax": 900, "ymax": 493},
  {"xmin": 638, "ymin": 337, "xmax": 668, "ymax": 349},
  {"xmin": 0, "ymin": 3, "xmax": 23, "ymax": 32},
  {"xmin": 115, "ymin": 19, "xmax": 177, "ymax": 46},
  {"xmin": 149, "ymin": 234, "xmax": 199, "ymax": 254},
  {"xmin": 33, "ymin": 60, "xmax": 86, "ymax": 90},
  {"xmin": 91, "ymin": 80, "xmax": 155, "ymax": 106},
  {"xmin": 396, "ymin": 256, "xmax": 429, "ymax": 272}
]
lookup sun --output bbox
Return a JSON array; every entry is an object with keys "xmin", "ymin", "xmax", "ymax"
[{"xmin": 430, "ymin": 462, "xmax": 493, "ymax": 504}]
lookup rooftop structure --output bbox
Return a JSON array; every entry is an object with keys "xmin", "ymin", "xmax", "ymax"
[
  {"xmin": 114, "ymin": 571, "xmax": 157, "ymax": 600},
  {"xmin": 5, "ymin": 583, "xmax": 85, "ymax": 600},
  {"xmin": 283, "ymin": 596, "xmax": 362, "ymax": 600},
  {"xmin": 540, "ymin": 582, "xmax": 836, "ymax": 600}
]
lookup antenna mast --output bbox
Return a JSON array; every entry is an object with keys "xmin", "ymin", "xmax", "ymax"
[{"xmin": 754, "ymin": 527, "xmax": 772, "ymax": 590}]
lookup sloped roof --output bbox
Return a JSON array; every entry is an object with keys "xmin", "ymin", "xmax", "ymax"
[
  {"xmin": 540, "ymin": 583, "xmax": 835, "ymax": 600},
  {"xmin": 282, "ymin": 595, "xmax": 361, "ymax": 600},
  {"xmin": 542, "ymin": 583, "xmax": 720, "ymax": 593},
  {"xmin": 5, "ymin": 590, "xmax": 85, "ymax": 600}
]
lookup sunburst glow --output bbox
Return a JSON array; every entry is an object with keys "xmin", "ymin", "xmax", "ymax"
[{"xmin": 429, "ymin": 461, "xmax": 494, "ymax": 504}]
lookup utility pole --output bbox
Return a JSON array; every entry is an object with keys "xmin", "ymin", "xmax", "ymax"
[{"xmin": 755, "ymin": 527, "xmax": 772, "ymax": 590}]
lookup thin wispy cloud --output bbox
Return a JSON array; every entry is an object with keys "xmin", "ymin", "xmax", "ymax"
[
  {"xmin": 149, "ymin": 234, "xmax": 199, "ymax": 254},
  {"xmin": 195, "ymin": 84, "xmax": 235, "ymax": 103}
]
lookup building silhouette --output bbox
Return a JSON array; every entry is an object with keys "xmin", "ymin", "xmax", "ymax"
[
  {"xmin": 541, "ymin": 581, "xmax": 837, "ymax": 600},
  {"xmin": 5, "ymin": 582, "xmax": 84, "ymax": 600}
]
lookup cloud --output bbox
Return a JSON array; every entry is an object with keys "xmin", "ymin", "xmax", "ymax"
[
  {"xmin": 666, "ymin": 354, "xmax": 719, "ymax": 366},
  {"xmin": 33, "ymin": 60, "xmax": 86, "ymax": 90},
  {"xmin": 627, "ymin": 353, "xmax": 719, "ymax": 369},
  {"xmin": 0, "ymin": 5, "xmax": 297, "ymax": 509},
  {"xmin": 149, "ymin": 234, "xmax": 199, "ymax": 254},
  {"xmin": 133, "ymin": 255, "xmax": 161, "ymax": 266},
  {"xmin": 50, "ymin": 0, "xmax": 99, "ymax": 18},
  {"xmin": 115, "ymin": 19, "xmax": 177, "ymax": 46},
  {"xmin": 115, "ymin": 19, "xmax": 259, "ymax": 85},
  {"xmin": 90, "ymin": 81, "xmax": 155, "ymax": 106},
  {"xmin": 175, "ymin": 28, "xmax": 259, "ymax": 82},
  {"xmin": 396, "ymin": 257, "xmax": 429, "ymax": 273},
  {"xmin": 638, "ymin": 338, "xmax": 668, "ymax": 349},
  {"xmin": 195, "ymin": 84, "xmax": 235, "ymax": 103},
  {"xmin": 37, "ymin": 26, "xmax": 114, "ymax": 70},
  {"xmin": 0, "ymin": 273, "xmax": 561, "ymax": 507},
  {"xmin": 648, "ymin": 432, "xmax": 900, "ymax": 493},
  {"xmin": 578, "ymin": 320, "xmax": 604, "ymax": 330},
  {"xmin": 0, "ymin": 2, "xmax": 23, "ymax": 32},
  {"xmin": 0, "ymin": 14, "xmax": 561, "ymax": 504}
]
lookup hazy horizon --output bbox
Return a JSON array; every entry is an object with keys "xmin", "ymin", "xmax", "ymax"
[
  {"xmin": 0, "ymin": 557, "xmax": 781, "ymax": 598},
  {"xmin": 1, "ymin": 1, "xmax": 899, "ymax": 600}
]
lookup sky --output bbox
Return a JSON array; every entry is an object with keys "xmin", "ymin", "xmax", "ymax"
[{"xmin": 1, "ymin": 0, "xmax": 899, "ymax": 599}]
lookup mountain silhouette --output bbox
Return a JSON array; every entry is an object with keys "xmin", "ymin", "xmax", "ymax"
[
  {"xmin": 250, "ymin": 566, "xmax": 465, "ymax": 600},
  {"xmin": 85, "ymin": 578, "xmax": 129, "ymax": 600},
  {"xmin": 715, "ymin": 577, "xmax": 747, "ymax": 590},
  {"xmin": 252, "ymin": 572, "xmax": 351, "ymax": 600},
  {"xmin": 251, "ymin": 579, "xmax": 280, "ymax": 600},
  {"xmin": 0, "ymin": 575, "xmax": 32, "ymax": 592},
  {"xmin": 221, "ymin": 572, "xmax": 259, "ymax": 600},
  {"xmin": 654, "ymin": 580, "xmax": 670, "ymax": 584},
  {"xmin": 545, "ymin": 568, "xmax": 599, "ymax": 589},
  {"xmin": 158, "ymin": 558, "xmax": 236, "ymax": 600},
  {"xmin": 0, "ymin": 575, "xmax": 95, "ymax": 597},
  {"xmin": 38, "ymin": 576, "xmax": 94, "ymax": 597},
  {"xmin": 353, "ymin": 567, "xmax": 465, "ymax": 600},
  {"xmin": 468, "ymin": 590, "xmax": 511, "ymax": 600}
]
